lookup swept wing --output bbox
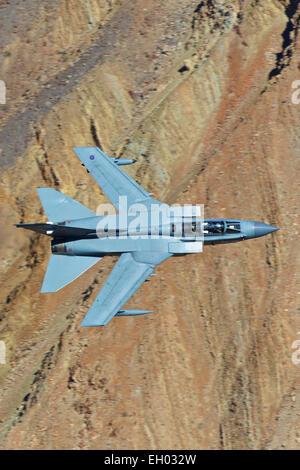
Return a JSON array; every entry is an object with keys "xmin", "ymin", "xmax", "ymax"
[
  {"xmin": 81, "ymin": 252, "xmax": 171, "ymax": 326},
  {"xmin": 73, "ymin": 147, "xmax": 161, "ymax": 211}
]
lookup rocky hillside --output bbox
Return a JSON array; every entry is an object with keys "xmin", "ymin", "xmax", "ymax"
[{"xmin": 0, "ymin": 0, "xmax": 299, "ymax": 449}]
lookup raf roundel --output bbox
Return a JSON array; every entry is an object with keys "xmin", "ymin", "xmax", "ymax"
[{"xmin": 90, "ymin": 155, "xmax": 95, "ymax": 160}]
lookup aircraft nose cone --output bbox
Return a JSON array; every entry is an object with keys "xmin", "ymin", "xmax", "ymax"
[{"xmin": 254, "ymin": 222, "xmax": 279, "ymax": 238}]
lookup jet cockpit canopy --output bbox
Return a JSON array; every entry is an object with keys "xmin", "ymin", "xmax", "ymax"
[{"xmin": 203, "ymin": 221, "xmax": 225, "ymax": 234}]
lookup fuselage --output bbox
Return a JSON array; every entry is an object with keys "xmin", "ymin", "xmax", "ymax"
[{"xmin": 51, "ymin": 215, "xmax": 279, "ymax": 257}]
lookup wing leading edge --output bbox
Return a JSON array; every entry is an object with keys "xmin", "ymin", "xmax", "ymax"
[{"xmin": 81, "ymin": 252, "xmax": 172, "ymax": 326}]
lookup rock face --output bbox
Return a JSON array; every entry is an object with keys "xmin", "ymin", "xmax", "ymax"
[{"xmin": 0, "ymin": 0, "xmax": 299, "ymax": 450}]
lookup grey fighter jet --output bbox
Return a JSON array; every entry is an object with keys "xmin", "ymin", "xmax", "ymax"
[{"xmin": 16, "ymin": 147, "xmax": 279, "ymax": 326}]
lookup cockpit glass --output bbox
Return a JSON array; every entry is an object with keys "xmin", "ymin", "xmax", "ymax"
[
  {"xmin": 203, "ymin": 221, "xmax": 225, "ymax": 234},
  {"xmin": 225, "ymin": 222, "xmax": 241, "ymax": 233},
  {"xmin": 203, "ymin": 221, "xmax": 241, "ymax": 236}
]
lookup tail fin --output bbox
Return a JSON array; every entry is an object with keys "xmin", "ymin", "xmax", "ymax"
[
  {"xmin": 41, "ymin": 254, "xmax": 101, "ymax": 292},
  {"xmin": 37, "ymin": 188, "xmax": 95, "ymax": 223}
]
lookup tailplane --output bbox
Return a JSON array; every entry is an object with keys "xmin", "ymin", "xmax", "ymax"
[
  {"xmin": 37, "ymin": 188, "xmax": 95, "ymax": 223},
  {"xmin": 41, "ymin": 254, "xmax": 101, "ymax": 292}
]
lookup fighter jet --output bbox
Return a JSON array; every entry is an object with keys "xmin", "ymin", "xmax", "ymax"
[{"xmin": 16, "ymin": 147, "xmax": 279, "ymax": 326}]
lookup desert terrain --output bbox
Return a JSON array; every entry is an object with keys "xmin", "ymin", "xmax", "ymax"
[{"xmin": 0, "ymin": 0, "xmax": 299, "ymax": 449}]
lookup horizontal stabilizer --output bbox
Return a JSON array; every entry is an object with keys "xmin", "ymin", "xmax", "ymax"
[
  {"xmin": 41, "ymin": 255, "xmax": 101, "ymax": 293},
  {"xmin": 116, "ymin": 310, "xmax": 153, "ymax": 316},
  {"xmin": 37, "ymin": 188, "xmax": 95, "ymax": 223}
]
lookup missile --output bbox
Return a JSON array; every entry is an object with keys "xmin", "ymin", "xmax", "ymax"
[
  {"xmin": 112, "ymin": 158, "xmax": 136, "ymax": 166},
  {"xmin": 83, "ymin": 158, "xmax": 136, "ymax": 167},
  {"xmin": 116, "ymin": 309, "xmax": 152, "ymax": 316}
]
